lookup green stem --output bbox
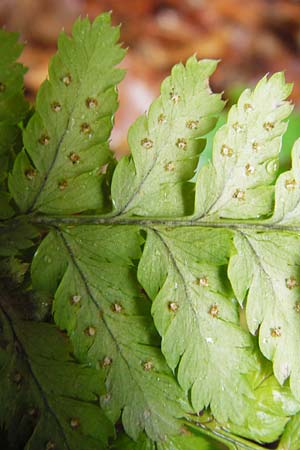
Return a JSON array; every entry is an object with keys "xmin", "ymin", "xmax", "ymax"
[
  {"xmin": 185, "ymin": 419, "xmax": 269, "ymax": 450},
  {"xmin": 26, "ymin": 213, "xmax": 300, "ymax": 233}
]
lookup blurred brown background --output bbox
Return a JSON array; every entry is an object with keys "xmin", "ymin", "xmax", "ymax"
[{"xmin": 1, "ymin": 0, "xmax": 300, "ymax": 154}]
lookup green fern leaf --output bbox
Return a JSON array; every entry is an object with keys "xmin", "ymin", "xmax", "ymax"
[
  {"xmin": 272, "ymin": 138, "xmax": 300, "ymax": 224},
  {"xmin": 5, "ymin": 12, "xmax": 300, "ymax": 448},
  {"xmin": 158, "ymin": 432, "xmax": 225, "ymax": 450},
  {"xmin": 228, "ymin": 229, "xmax": 300, "ymax": 400},
  {"xmin": 0, "ymin": 303, "xmax": 113, "ymax": 450},
  {"xmin": 110, "ymin": 430, "xmax": 221, "ymax": 450},
  {"xmin": 111, "ymin": 433, "xmax": 155, "ymax": 450},
  {"xmin": 224, "ymin": 356, "xmax": 300, "ymax": 443},
  {"xmin": 9, "ymin": 14, "xmax": 125, "ymax": 215},
  {"xmin": 0, "ymin": 218, "xmax": 38, "ymax": 257},
  {"xmin": 111, "ymin": 57, "xmax": 224, "ymax": 217},
  {"xmin": 278, "ymin": 412, "xmax": 300, "ymax": 450},
  {"xmin": 138, "ymin": 227, "xmax": 255, "ymax": 423},
  {"xmin": 31, "ymin": 226, "xmax": 189, "ymax": 441},
  {"xmin": 0, "ymin": 29, "xmax": 28, "ymax": 219},
  {"xmin": 195, "ymin": 73, "xmax": 293, "ymax": 220}
]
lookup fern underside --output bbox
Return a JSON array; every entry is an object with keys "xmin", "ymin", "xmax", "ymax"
[{"xmin": 1, "ymin": 12, "xmax": 300, "ymax": 450}]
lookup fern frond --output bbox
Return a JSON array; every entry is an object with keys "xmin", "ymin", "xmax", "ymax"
[
  {"xmin": 0, "ymin": 301, "xmax": 113, "ymax": 450},
  {"xmin": 0, "ymin": 29, "xmax": 28, "ymax": 219},
  {"xmin": 9, "ymin": 14, "xmax": 125, "ymax": 214},
  {"xmin": 112, "ymin": 57, "xmax": 224, "ymax": 217},
  {"xmin": 31, "ymin": 226, "xmax": 189, "ymax": 441}
]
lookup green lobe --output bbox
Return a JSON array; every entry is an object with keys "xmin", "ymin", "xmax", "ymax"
[
  {"xmin": 3, "ymin": 16, "xmax": 300, "ymax": 448},
  {"xmin": 278, "ymin": 412, "xmax": 300, "ymax": 450},
  {"xmin": 195, "ymin": 73, "xmax": 293, "ymax": 220},
  {"xmin": 229, "ymin": 230, "xmax": 300, "ymax": 400},
  {"xmin": 0, "ymin": 218, "xmax": 38, "ymax": 257},
  {"xmin": 111, "ymin": 429, "xmax": 223, "ymax": 450},
  {"xmin": 225, "ymin": 357, "xmax": 300, "ymax": 443},
  {"xmin": 9, "ymin": 14, "xmax": 125, "ymax": 214},
  {"xmin": 0, "ymin": 304, "xmax": 113, "ymax": 450},
  {"xmin": 31, "ymin": 226, "xmax": 188, "ymax": 441},
  {"xmin": 138, "ymin": 227, "xmax": 255, "ymax": 423},
  {"xmin": 112, "ymin": 57, "xmax": 224, "ymax": 217},
  {"xmin": 272, "ymin": 138, "xmax": 300, "ymax": 224},
  {"xmin": 0, "ymin": 29, "xmax": 28, "ymax": 219}
]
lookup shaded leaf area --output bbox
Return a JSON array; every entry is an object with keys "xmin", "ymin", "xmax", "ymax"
[
  {"xmin": 0, "ymin": 300, "xmax": 113, "ymax": 450},
  {"xmin": 195, "ymin": 73, "xmax": 293, "ymax": 220},
  {"xmin": 9, "ymin": 14, "xmax": 125, "ymax": 215},
  {"xmin": 112, "ymin": 57, "xmax": 224, "ymax": 217},
  {"xmin": 138, "ymin": 227, "xmax": 255, "ymax": 424},
  {"xmin": 0, "ymin": 218, "xmax": 38, "ymax": 257},
  {"xmin": 0, "ymin": 29, "xmax": 28, "ymax": 219},
  {"xmin": 31, "ymin": 225, "xmax": 189, "ymax": 441}
]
